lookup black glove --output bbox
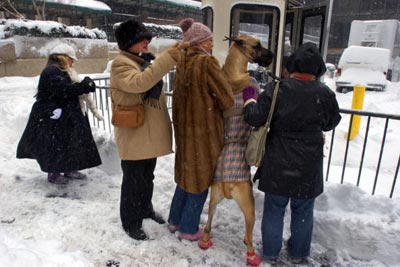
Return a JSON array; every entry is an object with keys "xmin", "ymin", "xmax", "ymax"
[{"xmin": 80, "ymin": 76, "xmax": 96, "ymax": 93}]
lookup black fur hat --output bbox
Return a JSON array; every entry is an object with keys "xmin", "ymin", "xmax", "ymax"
[{"xmin": 114, "ymin": 20, "xmax": 153, "ymax": 51}]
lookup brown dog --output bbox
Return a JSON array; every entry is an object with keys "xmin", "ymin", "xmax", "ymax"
[{"xmin": 198, "ymin": 35, "xmax": 273, "ymax": 266}]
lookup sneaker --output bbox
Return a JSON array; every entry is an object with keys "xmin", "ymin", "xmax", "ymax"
[
  {"xmin": 48, "ymin": 173, "xmax": 69, "ymax": 185},
  {"xmin": 64, "ymin": 171, "xmax": 87, "ymax": 179},
  {"xmin": 167, "ymin": 224, "xmax": 179, "ymax": 233},
  {"xmin": 264, "ymin": 257, "xmax": 278, "ymax": 266},
  {"xmin": 290, "ymin": 257, "xmax": 308, "ymax": 264},
  {"xmin": 246, "ymin": 251, "xmax": 262, "ymax": 266},
  {"xmin": 178, "ymin": 229, "xmax": 203, "ymax": 241}
]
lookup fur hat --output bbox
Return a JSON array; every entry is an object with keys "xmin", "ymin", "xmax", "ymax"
[
  {"xmin": 114, "ymin": 19, "xmax": 153, "ymax": 51},
  {"xmin": 50, "ymin": 43, "xmax": 77, "ymax": 61},
  {"xmin": 179, "ymin": 18, "xmax": 212, "ymax": 45}
]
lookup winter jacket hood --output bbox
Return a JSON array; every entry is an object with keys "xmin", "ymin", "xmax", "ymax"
[{"xmin": 286, "ymin": 42, "xmax": 327, "ymax": 78}]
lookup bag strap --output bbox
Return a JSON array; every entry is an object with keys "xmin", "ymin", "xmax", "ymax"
[{"xmin": 261, "ymin": 81, "xmax": 280, "ymax": 132}]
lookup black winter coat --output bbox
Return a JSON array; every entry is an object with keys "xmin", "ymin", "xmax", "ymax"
[
  {"xmin": 17, "ymin": 65, "xmax": 101, "ymax": 172},
  {"xmin": 244, "ymin": 79, "xmax": 341, "ymax": 199}
]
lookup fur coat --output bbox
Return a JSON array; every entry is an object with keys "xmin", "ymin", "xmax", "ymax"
[{"xmin": 172, "ymin": 46, "xmax": 234, "ymax": 193}]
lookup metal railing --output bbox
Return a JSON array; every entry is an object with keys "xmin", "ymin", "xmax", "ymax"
[
  {"xmin": 89, "ymin": 76, "xmax": 399, "ymax": 198},
  {"xmin": 325, "ymin": 109, "xmax": 400, "ymax": 198}
]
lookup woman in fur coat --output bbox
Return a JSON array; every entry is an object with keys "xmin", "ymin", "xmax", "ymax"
[
  {"xmin": 17, "ymin": 43, "xmax": 101, "ymax": 185},
  {"xmin": 167, "ymin": 18, "xmax": 234, "ymax": 241}
]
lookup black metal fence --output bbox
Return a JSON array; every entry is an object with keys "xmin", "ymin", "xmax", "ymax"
[
  {"xmin": 325, "ymin": 109, "xmax": 400, "ymax": 198},
  {"xmin": 89, "ymin": 77, "xmax": 399, "ymax": 198}
]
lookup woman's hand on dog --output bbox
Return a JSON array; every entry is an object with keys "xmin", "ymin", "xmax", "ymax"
[{"xmin": 242, "ymin": 86, "xmax": 257, "ymax": 103}]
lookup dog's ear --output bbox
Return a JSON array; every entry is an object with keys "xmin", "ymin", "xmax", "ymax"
[
  {"xmin": 223, "ymin": 36, "xmax": 232, "ymax": 42},
  {"xmin": 231, "ymin": 36, "xmax": 245, "ymax": 47}
]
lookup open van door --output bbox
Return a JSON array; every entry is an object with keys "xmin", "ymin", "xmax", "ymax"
[
  {"xmin": 202, "ymin": 0, "xmax": 332, "ymax": 80},
  {"xmin": 284, "ymin": 1, "xmax": 332, "ymax": 60}
]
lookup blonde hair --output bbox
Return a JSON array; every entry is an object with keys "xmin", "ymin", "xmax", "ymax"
[{"xmin": 47, "ymin": 54, "xmax": 70, "ymax": 72}]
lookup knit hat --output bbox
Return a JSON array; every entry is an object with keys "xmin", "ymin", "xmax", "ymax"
[
  {"xmin": 50, "ymin": 43, "xmax": 77, "ymax": 61},
  {"xmin": 114, "ymin": 19, "xmax": 153, "ymax": 51},
  {"xmin": 179, "ymin": 18, "xmax": 212, "ymax": 45}
]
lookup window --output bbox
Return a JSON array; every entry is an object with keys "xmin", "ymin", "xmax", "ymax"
[
  {"xmin": 202, "ymin": 7, "xmax": 213, "ymax": 31},
  {"xmin": 230, "ymin": 4, "xmax": 280, "ymax": 51},
  {"xmin": 302, "ymin": 15, "xmax": 323, "ymax": 49}
]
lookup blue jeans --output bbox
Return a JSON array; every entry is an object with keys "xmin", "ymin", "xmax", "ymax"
[
  {"xmin": 168, "ymin": 185, "xmax": 208, "ymax": 234},
  {"xmin": 262, "ymin": 193, "xmax": 315, "ymax": 259}
]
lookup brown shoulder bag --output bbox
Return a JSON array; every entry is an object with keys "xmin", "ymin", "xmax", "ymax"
[{"xmin": 111, "ymin": 104, "xmax": 145, "ymax": 128}]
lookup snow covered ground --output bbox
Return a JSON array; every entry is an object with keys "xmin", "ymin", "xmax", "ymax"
[{"xmin": 0, "ymin": 75, "xmax": 399, "ymax": 267}]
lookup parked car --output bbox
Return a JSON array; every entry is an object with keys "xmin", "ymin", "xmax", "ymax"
[
  {"xmin": 325, "ymin": 63, "xmax": 336, "ymax": 78},
  {"xmin": 336, "ymin": 46, "xmax": 390, "ymax": 93}
]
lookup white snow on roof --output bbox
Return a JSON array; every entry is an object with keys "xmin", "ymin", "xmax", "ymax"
[
  {"xmin": 45, "ymin": 0, "xmax": 111, "ymax": 12},
  {"xmin": 163, "ymin": 0, "xmax": 201, "ymax": 8},
  {"xmin": 338, "ymin": 46, "xmax": 391, "ymax": 72}
]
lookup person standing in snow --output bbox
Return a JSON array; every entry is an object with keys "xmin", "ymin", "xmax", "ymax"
[
  {"xmin": 242, "ymin": 43, "xmax": 342, "ymax": 264},
  {"xmin": 167, "ymin": 18, "xmax": 234, "ymax": 241},
  {"xmin": 17, "ymin": 43, "xmax": 102, "ymax": 185},
  {"xmin": 110, "ymin": 19, "xmax": 187, "ymax": 240}
]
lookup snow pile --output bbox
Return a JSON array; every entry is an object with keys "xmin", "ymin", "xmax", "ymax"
[{"xmin": 2, "ymin": 19, "xmax": 106, "ymax": 40}]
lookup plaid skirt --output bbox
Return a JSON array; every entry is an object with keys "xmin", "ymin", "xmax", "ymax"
[{"xmin": 213, "ymin": 94, "xmax": 252, "ymax": 182}]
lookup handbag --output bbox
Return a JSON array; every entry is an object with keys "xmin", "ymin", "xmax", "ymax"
[
  {"xmin": 111, "ymin": 104, "xmax": 145, "ymax": 128},
  {"xmin": 245, "ymin": 81, "xmax": 280, "ymax": 167}
]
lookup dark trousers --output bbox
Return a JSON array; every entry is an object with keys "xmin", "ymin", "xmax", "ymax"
[
  {"xmin": 120, "ymin": 158, "xmax": 157, "ymax": 232},
  {"xmin": 262, "ymin": 193, "xmax": 315, "ymax": 259},
  {"xmin": 168, "ymin": 185, "xmax": 208, "ymax": 234}
]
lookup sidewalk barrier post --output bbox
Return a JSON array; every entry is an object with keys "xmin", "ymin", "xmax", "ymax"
[{"xmin": 348, "ymin": 84, "xmax": 366, "ymax": 140}]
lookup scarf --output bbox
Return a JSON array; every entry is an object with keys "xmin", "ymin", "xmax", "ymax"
[{"xmin": 139, "ymin": 53, "xmax": 164, "ymax": 109}]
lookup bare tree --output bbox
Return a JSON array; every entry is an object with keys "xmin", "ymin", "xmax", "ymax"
[
  {"xmin": 0, "ymin": 0, "xmax": 25, "ymax": 19},
  {"xmin": 32, "ymin": 0, "xmax": 46, "ymax": 20}
]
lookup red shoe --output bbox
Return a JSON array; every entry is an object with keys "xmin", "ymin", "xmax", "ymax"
[
  {"xmin": 246, "ymin": 251, "xmax": 262, "ymax": 266},
  {"xmin": 198, "ymin": 238, "xmax": 213, "ymax": 250},
  {"xmin": 178, "ymin": 229, "xmax": 203, "ymax": 241}
]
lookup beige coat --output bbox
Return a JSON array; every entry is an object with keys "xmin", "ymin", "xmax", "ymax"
[
  {"xmin": 110, "ymin": 50, "xmax": 175, "ymax": 160},
  {"xmin": 172, "ymin": 47, "xmax": 234, "ymax": 193}
]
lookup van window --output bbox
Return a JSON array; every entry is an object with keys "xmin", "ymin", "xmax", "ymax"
[
  {"xmin": 230, "ymin": 4, "xmax": 280, "ymax": 51},
  {"xmin": 202, "ymin": 7, "xmax": 213, "ymax": 31}
]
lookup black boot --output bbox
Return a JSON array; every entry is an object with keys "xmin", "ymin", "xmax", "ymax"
[
  {"xmin": 126, "ymin": 227, "xmax": 148, "ymax": 240},
  {"xmin": 148, "ymin": 211, "xmax": 166, "ymax": 224},
  {"xmin": 123, "ymin": 221, "xmax": 148, "ymax": 240}
]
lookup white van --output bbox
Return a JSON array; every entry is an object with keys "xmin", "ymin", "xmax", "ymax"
[
  {"xmin": 336, "ymin": 46, "xmax": 390, "ymax": 93},
  {"xmin": 347, "ymin": 20, "xmax": 400, "ymax": 81}
]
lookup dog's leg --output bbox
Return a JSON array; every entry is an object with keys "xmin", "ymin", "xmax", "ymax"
[
  {"xmin": 199, "ymin": 183, "xmax": 224, "ymax": 249},
  {"xmin": 231, "ymin": 181, "xmax": 256, "ymax": 253},
  {"xmin": 231, "ymin": 181, "xmax": 262, "ymax": 266}
]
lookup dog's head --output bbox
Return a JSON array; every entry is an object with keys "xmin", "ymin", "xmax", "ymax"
[{"xmin": 224, "ymin": 35, "xmax": 274, "ymax": 67}]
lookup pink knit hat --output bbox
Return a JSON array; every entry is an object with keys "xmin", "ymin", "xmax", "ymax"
[{"xmin": 179, "ymin": 18, "xmax": 212, "ymax": 45}]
